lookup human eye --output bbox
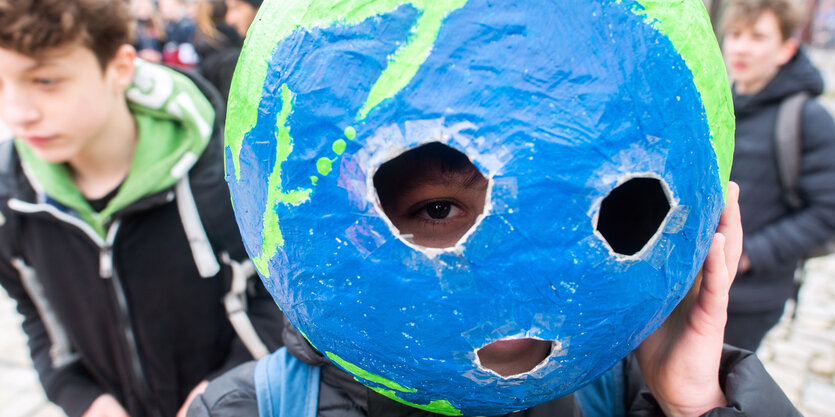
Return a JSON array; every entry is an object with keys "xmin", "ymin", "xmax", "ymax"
[
  {"xmin": 414, "ymin": 200, "xmax": 463, "ymax": 222},
  {"xmin": 400, "ymin": 198, "xmax": 474, "ymax": 247},
  {"xmin": 31, "ymin": 76, "xmax": 61, "ymax": 89},
  {"xmin": 751, "ymin": 30, "xmax": 769, "ymax": 41},
  {"xmin": 34, "ymin": 78, "xmax": 58, "ymax": 86}
]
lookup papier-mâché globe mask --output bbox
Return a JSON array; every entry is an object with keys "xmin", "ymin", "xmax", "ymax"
[{"xmin": 225, "ymin": 0, "xmax": 734, "ymax": 415}]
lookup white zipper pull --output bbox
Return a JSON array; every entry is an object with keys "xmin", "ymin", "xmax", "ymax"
[{"xmin": 100, "ymin": 247, "xmax": 113, "ymax": 279}]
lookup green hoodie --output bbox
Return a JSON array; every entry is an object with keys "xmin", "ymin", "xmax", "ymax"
[{"xmin": 15, "ymin": 60, "xmax": 215, "ymax": 238}]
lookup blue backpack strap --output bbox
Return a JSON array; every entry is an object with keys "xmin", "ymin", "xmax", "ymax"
[
  {"xmin": 254, "ymin": 347, "xmax": 321, "ymax": 417},
  {"xmin": 574, "ymin": 360, "xmax": 626, "ymax": 417}
]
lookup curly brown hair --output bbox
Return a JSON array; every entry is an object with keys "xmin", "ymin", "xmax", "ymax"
[{"xmin": 0, "ymin": 0, "xmax": 134, "ymax": 69}]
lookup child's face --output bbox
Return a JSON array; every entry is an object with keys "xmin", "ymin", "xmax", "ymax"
[
  {"xmin": 722, "ymin": 10, "xmax": 796, "ymax": 95},
  {"xmin": 0, "ymin": 43, "xmax": 131, "ymax": 164}
]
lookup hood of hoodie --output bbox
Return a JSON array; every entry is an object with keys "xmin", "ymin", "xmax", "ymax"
[
  {"xmin": 14, "ymin": 60, "xmax": 215, "ymax": 238},
  {"xmin": 733, "ymin": 48, "xmax": 825, "ymax": 118}
]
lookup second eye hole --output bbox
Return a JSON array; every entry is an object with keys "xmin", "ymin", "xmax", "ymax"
[{"xmin": 595, "ymin": 177, "xmax": 672, "ymax": 256}]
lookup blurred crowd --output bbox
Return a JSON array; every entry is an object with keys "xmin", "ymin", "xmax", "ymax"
[{"xmin": 130, "ymin": 0, "xmax": 260, "ymax": 99}]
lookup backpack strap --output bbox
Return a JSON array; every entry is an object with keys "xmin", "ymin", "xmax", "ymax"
[
  {"xmin": 0, "ymin": 140, "xmax": 20, "ymax": 198},
  {"xmin": 221, "ymin": 252, "xmax": 270, "ymax": 359},
  {"xmin": 255, "ymin": 347, "xmax": 321, "ymax": 417},
  {"xmin": 0, "ymin": 139, "xmax": 15, "ymax": 176},
  {"xmin": 574, "ymin": 360, "xmax": 626, "ymax": 417},
  {"xmin": 175, "ymin": 175, "xmax": 221, "ymax": 278},
  {"xmin": 176, "ymin": 175, "xmax": 270, "ymax": 358},
  {"xmin": 774, "ymin": 91, "xmax": 810, "ymax": 210}
]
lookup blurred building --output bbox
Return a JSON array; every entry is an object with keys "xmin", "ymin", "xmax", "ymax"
[{"xmin": 810, "ymin": 0, "xmax": 835, "ymax": 47}]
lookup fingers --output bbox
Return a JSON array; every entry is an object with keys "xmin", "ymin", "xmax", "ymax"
[{"xmin": 717, "ymin": 182, "xmax": 743, "ymax": 281}]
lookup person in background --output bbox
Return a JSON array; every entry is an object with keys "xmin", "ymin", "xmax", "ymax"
[
  {"xmin": 159, "ymin": 0, "xmax": 199, "ymax": 68},
  {"xmin": 225, "ymin": 0, "xmax": 261, "ymax": 38},
  {"xmin": 193, "ymin": 0, "xmax": 242, "ymax": 63},
  {"xmin": 131, "ymin": 0, "xmax": 166, "ymax": 64},
  {"xmin": 198, "ymin": 0, "xmax": 261, "ymax": 100},
  {"xmin": 722, "ymin": 0, "xmax": 835, "ymax": 351}
]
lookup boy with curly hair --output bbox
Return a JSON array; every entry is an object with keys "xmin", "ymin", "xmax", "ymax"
[{"xmin": 0, "ymin": 1, "xmax": 283, "ymax": 416}]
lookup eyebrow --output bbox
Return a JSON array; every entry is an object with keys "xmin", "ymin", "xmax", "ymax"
[
  {"xmin": 25, "ymin": 48, "xmax": 75, "ymax": 72},
  {"xmin": 25, "ymin": 60, "xmax": 61, "ymax": 72}
]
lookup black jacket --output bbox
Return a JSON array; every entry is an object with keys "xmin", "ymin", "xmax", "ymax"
[
  {"xmin": 729, "ymin": 49, "xmax": 835, "ymax": 312},
  {"xmin": 199, "ymin": 45, "xmax": 243, "ymax": 102},
  {"xmin": 0, "ymin": 69, "xmax": 283, "ymax": 417},
  {"xmin": 188, "ymin": 317, "xmax": 801, "ymax": 417}
]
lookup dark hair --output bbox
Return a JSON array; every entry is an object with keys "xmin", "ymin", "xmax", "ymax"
[
  {"xmin": 721, "ymin": 0, "xmax": 801, "ymax": 41},
  {"xmin": 194, "ymin": 0, "xmax": 226, "ymax": 50},
  {"xmin": 0, "ymin": 0, "xmax": 134, "ymax": 69},
  {"xmin": 374, "ymin": 142, "xmax": 487, "ymax": 211}
]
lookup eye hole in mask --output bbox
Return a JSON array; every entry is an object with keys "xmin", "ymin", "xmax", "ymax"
[
  {"xmin": 372, "ymin": 142, "xmax": 490, "ymax": 250},
  {"xmin": 595, "ymin": 177, "xmax": 672, "ymax": 256}
]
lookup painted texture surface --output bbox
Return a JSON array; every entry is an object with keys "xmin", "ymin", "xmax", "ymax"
[{"xmin": 226, "ymin": 1, "xmax": 733, "ymax": 415}]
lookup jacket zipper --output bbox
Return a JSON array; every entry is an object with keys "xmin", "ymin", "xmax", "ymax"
[
  {"xmin": 9, "ymin": 200, "xmax": 163, "ymax": 417},
  {"xmin": 100, "ymin": 222, "xmax": 158, "ymax": 415},
  {"xmin": 103, "ymin": 239, "xmax": 162, "ymax": 417}
]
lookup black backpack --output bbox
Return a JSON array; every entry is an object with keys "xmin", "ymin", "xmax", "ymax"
[
  {"xmin": 774, "ymin": 91, "xmax": 835, "ymax": 259},
  {"xmin": 774, "ymin": 91, "xmax": 835, "ymax": 314}
]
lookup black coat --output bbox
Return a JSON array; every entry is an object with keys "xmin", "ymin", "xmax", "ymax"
[
  {"xmin": 729, "ymin": 49, "xmax": 835, "ymax": 312},
  {"xmin": 0, "ymin": 71, "xmax": 284, "ymax": 417},
  {"xmin": 199, "ymin": 45, "xmax": 243, "ymax": 102}
]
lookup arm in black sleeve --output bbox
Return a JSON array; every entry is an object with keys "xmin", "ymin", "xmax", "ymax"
[
  {"xmin": 623, "ymin": 346, "xmax": 802, "ymax": 416},
  {"xmin": 745, "ymin": 100, "xmax": 835, "ymax": 271},
  {"xmin": 0, "ymin": 251, "xmax": 105, "ymax": 417}
]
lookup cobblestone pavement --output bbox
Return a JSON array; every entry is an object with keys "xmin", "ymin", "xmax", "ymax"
[
  {"xmin": 759, "ymin": 256, "xmax": 835, "ymax": 417},
  {"xmin": 1, "ymin": 53, "xmax": 835, "ymax": 417}
]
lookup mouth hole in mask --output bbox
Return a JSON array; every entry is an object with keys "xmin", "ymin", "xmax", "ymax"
[
  {"xmin": 595, "ymin": 176, "xmax": 672, "ymax": 257},
  {"xmin": 372, "ymin": 142, "xmax": 490, "ymax": 250},
  {"xmin": 475, "ymin": 337, "xmax": 554, "ymax": 377}
]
